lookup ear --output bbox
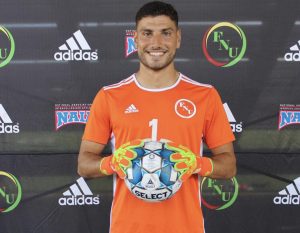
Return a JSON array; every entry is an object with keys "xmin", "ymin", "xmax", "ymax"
[{"xmin": 176, "ymin": 28, "xmax": 181, "ymax": 49}]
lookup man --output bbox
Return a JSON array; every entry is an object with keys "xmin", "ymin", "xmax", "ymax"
[{"xmin": 78, "ymin": 1, "xmax": 236, "ymax": 233}]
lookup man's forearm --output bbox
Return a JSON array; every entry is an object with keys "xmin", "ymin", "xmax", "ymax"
[
  {"xmin": 208, "ymin": 152, "xmax": 236, "ymax": 179},
  {"xmin": 77, "ymin": 140, "xmax": 109, "ymax": 178},
  {"xmin": 77, "ymin": 152, "xmax": 106, "ymax": 178}
]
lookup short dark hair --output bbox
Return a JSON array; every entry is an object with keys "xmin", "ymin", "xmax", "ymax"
[{"xmin": 135, "ymin": 1, "xmax": 178, "ymax": 27}]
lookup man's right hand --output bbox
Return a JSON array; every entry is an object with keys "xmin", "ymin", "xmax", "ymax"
[{"xmin": 100, "ymin": 139, "xmax": 144, "ymax": 178}]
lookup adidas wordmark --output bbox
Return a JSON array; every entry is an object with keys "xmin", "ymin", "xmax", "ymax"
[
  {"xmin": 54, "ymin": 30, "xmax": 98, "ymax": 61},
  {"xmin": 223, "ymin": 103, "xmax": 242, "ymax": 133},
  {"xmin": 0, "ymin": 104, "xmax": 19, "ymax": 134},
  {"xmin": 58, "ymin": 177, "xmax": 100, "ymax": 206},
  {"xmin": 284, "ymin": 40, "xmax": 300, "ymax": 61},
  {"xmin": 273, "ymin": 177, "xmax": 300, "ymax": 205}
]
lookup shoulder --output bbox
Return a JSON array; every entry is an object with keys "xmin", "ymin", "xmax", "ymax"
[
  {"xmin": 103, "ymin": 74, "xmax": 135, "ymax": 91},
  {"xmin": 179, "ymin": 73, "xmax": 213, "ymax": 90},
  {"xmin": 179, "ymin": 74, "xmax": 223, "ymax": 102},
  {"xmin": 92, "ymin": 74, "xmax": 136, "ymax": 104}
]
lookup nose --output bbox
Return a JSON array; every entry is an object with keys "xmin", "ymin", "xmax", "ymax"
[{"xmin": 150, "ymin": 33, "xmax": 163, "ymax": 47}]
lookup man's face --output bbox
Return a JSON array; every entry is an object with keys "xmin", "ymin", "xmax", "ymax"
[{"xmin": 134, "ymin": 15, "xmax": 181, "ymax": 71}]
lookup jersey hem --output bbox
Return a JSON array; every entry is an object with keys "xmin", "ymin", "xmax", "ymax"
[
  {"xmin": 207, "ymin": 137, "xmax": 235, "ymax": 149},
  {"xmin": 81, "ymin": 137, "xmax": 108, "ymax": 146}
]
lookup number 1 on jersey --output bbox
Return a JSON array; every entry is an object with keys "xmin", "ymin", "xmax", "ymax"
[{"xmin": 149, "ymin": 119, "xmax": 158, "ymax": 141}]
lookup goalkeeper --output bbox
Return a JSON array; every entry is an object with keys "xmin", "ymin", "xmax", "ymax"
[{"xmin": 77, "ymin": 1, "xmax": 236, "ymax": 233}]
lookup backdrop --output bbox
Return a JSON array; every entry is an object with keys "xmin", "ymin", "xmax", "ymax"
[{"xmin": 0, "ymin": 0, "xmax": 300, "ymax": 233}]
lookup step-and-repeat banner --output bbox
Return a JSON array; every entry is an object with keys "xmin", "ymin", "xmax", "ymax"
[{"xmin": 0, "ymin": 0, "xmax": 300, "ymax": 232}]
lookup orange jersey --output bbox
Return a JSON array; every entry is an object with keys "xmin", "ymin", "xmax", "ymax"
[{"xmin": 83, "ymin": 73, "xmax": 235, "ymax": 233}]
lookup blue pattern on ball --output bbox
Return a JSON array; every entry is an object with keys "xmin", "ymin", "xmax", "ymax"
[
  {"xmin": 160, "ymin": 148, "xmax": 175, "ymax": 163},
  {"xmin": 160, "ymin": 163, "xmax": 177, "ymax": 186},
  {"xmin": 133, "ymin": 147, "xmax": 145, "ymax": 158},
  {"xmin": 128, "ymin": 159, "xmax": 143, "ymax": 185}
]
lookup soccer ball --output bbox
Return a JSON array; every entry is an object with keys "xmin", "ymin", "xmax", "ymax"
[{"xmin": 124, "ymin": 140, "xmax": 182, "ymax": 202}]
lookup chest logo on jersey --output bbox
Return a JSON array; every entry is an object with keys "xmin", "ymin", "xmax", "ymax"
[
  {"xmin": 124, "ymin": 104, "xmax": 139, "ymax": 114},
  {"xmin": 175, "ymin": 99, "xmax": 196, "ymax": 119}
]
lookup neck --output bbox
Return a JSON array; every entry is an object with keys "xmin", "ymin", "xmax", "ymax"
[{"xmin": 135, "ymin": 64, "xmax": 179, "ymax": 89}]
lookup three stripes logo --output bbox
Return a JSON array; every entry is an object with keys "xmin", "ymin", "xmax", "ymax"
[
  {"xmin": 0, "ymin": 104, "xmax": 19, "ymax": 134},
  {"xmin": 284, "ymin": 40, "xmax": 300, "ymax": 61},
  {"xmin": 273, "ymin": 177, "xmax": 300, "ymax": 205},
  {"xmin": 223, "ymin": 103, "xmax": 243, "ymax": 133},
  {"xmin": 58, "ymin": 177, "xmax": 100, "ymax": 206},
  {"xmin": 54, "ymin": 30, "xmax": 98, "ymax": 61},
  {"xmin": 124, "ymin": 104, "xmax": 139, "ymax": 114}
]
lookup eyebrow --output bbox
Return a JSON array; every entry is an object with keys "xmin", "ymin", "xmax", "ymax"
[
  {"xmin": 161, "ymin": 28, "xmax": 174, "ymax": 32},
  {"xmin": 139, "ymin": 27, "xmax": 175, "ymax": 32}
]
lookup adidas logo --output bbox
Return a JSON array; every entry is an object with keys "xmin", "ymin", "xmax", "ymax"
[
  {"xmin": 284, "ymin": 40, "xmax": 300, "ymax": 61},
  {"xmin": 0, "ymin": 104, "xmax": 20, "ymax": 134},
  {"xmin": 223, "ymin": 103, "xmax": 243, "ymax": 133},
  {"xmin": 124, "ymin": 104, "xmax": 139, "ymax": 114},
  {"xmin": 54, "ymin": 30, "xmax": 98, "ymax": 61},
  {"xmin": 58, "ymin": 177, "xmax": 100, "ymax": 206},
  {"xmin": 273, "ymin": 177, "xmax": 300, "ymax": 205}
]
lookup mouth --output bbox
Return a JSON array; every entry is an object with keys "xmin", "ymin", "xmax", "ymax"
[{"xmin": 146, "ymin": 50, "xmax": 167, "ymax": 57}]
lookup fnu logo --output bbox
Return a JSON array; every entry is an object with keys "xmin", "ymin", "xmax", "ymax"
[
  {"xmin": 202, "ymin": 22, "xmax": 246, "ymax": 67},
  {"xmin": 0, "ymin": 26, "xmax": 15, "ymax": 68},
  {"xmin": 201, "ymin": 177, "xmax": 239, "ymax": 210},
  {"xmin": 0, "ymin": 171, "xmax": 22, "ymax": 213}
]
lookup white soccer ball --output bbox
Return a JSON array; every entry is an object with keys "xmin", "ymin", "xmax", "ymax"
[{"xmin": 124, "ymin": 140, "xmax": 182, "ymax": 202}]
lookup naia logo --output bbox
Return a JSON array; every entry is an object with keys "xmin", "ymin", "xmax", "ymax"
[
  {"xmin": 202, "ymin": 22, "xmax": 247, "ymax": 67},
  {"xmin": 54, "ymin": 30, "xmax": 98, "ymax": 61},
  {"xmin": 58, "ymin": 177, "xmax": 100, "ymax": 206},
  {"xmin": 278, "ymin": 104, "xmax": 300, "ymax": 130},
  {"xmin": 55, "ymin": 104, "xmax": 91, "ymax": 130},
  {"xmin": 125, "ymin": 30, "xmax": 137, "ymax": 57}
]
